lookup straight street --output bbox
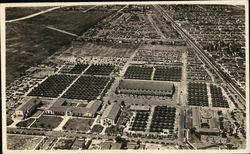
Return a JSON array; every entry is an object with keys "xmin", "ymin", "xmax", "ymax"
[
  {"xmin": 153, "ymin": 5, "xmax": 245, "ymax": 105},
  {"xmin": 6, "ymin": 7, "xmax": 62, "ymax": 23}
]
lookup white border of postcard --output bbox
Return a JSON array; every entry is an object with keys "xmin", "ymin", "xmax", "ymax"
[{"xmin": 1, "ymin": 0, "xmax": 249, "ymax": 154}]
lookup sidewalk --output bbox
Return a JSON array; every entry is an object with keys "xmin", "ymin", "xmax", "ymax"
[{"xmin": 53, "ymin": 116, "xmax": 71, "ymax": 131}]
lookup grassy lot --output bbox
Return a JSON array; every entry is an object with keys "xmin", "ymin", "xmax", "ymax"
[
  {"xmin": 63, "ymin": 118, "xmax": 94, "ymax": 132},
  {"xmin": 71, "ymin": 42, "xmax": 139, "ymax": 58},
  {"xmin": 16, "ymin": 118, "xmax": 35, "ymax": 127},
  {"xmin": 30, "ymin": 115, "xmax": 63, "ymax": 129},
  {"xmin": 91, "ymin": 124, "xmax": 104, "ymax": 133},
  {"xmin": 105, "ymin": 125, "xmax": 118, "ymax": 134},
  {"xmin": 6, "ymin": 7, "xmax": 114, "ymax": 84},
  {"xmin": 53, "ymin": 138, "xmax": 75, "ymax": 150},
  {"xmin": 6, "ymin": 7, "xmax": 53, "ymax": 20},
  {"xmin": 7, "ymin": 135, "xmax": 43, "ymax": 150}
]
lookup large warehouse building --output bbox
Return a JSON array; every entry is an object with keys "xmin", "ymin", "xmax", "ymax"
[{"xmin": 116, "ymin": 79, "xmax": 175, "ymax": 97}]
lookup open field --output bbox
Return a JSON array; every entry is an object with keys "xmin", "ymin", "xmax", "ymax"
[
  {"xmin": 7, "ymin": 135, "xmax": 43, "ymax": 150},
  {"xmin": 30, "ymin": 115, "xmax": 63, "ymax": 129},
  {"xmin": 6, "ymin": 7, "xmax": 53, "ymax": 20},
  {"xmin": 6, "ymin": 22, "xmax": 73, "ymax": 84},
  {"xmin": 6, "ymin": 7, "xmax": 114, "ymax": 84},
  {"xmin": 63, "ymin": 118, "xmax": 94, "ymax": 132},
  {"xmin": 21, "ymin": 8, "xmax": 113, "ymax": 35}
]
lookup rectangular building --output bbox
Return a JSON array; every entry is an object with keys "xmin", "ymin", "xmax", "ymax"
[
  {"xmin": 100, "ymin": 103, "xmax": 121, "ymax": 126},
  {"xmin": 15, "ymin": 98, "xmax": 41, "ymax": 119},
  {"xmin": 130, "ymin": 105, "xmax": 150, "ymax": 111},
  {"xmin": 117, "ymin": 79, "xmax": 175, "ymax": 97},
  {"xmin": 46, "ymin": 98, "xmax": 102, "ymax": 118}
]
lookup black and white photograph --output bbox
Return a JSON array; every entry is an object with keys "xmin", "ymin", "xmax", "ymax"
[{"xmin": 1, "ymin": 1, "xmax": 249, "ymax": 153}]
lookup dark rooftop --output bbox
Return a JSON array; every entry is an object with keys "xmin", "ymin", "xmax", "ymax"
[{"xmin": 118, "ymin": 79, "xmax": 174, "ymax": 92}]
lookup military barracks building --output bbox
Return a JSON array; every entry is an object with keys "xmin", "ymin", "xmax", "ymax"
[
  {"xmin": 100, "ymin": 103, "xmax": 121, "ymax": 126},
  {"xmin": 15, "ymin": 98, "xmax": 41, "ymax": 119},
  {"xmin": 117, "ymin": 79, "xmax": 175, "ymax": 97},
  {"xmin": 46, "ymin": 98, "xmax": 102, "ymax": 118}
]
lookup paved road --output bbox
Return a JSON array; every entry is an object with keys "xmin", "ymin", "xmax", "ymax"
[
  {"xmin": 7, "ymin": 125, "xmax": 181, "ymax": 145},
  {"xmin": 82, "ymin": 5, "xmax": 97, "ymax": 13},
  {"xmin": 46, "ymin": 26, "xmax": 78, "ymax": 37},
  {"xmin": 6, "ymin": 5, "xmax": 98, "ymax": 23},
  {"xmin": 147, "ymin": 14, "xmax": 166, "ymax": 40},
  {"xmin": 153, "ymin": 5, "xmax": 246, "ymax": 105},
  {"xmin": 185, "ymin": 129, "xmax": 197, "ymax": 150},
  {"xmin": 6, "ymin": 7, "xmax": 62, "ymax": 23}
]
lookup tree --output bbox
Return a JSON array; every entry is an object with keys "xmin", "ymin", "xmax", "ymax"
[
  {"xmin": 121, "ymin": 101, "xmax": 125, "ymax": 107},
  {"xmin": 217, "ymin": 110, "xmax": 223, "ymax": 115},
  {"xmin": 88, "ymin": 121, "xmax": 92, "ymax": 126},
  {"xmin": 82, "ymin": 142, "xmax": 87, "ymax": 149},
  {"xmin": 219, "ymin": 117, "xmax": 224, "ymax": 122},
  {"xmin": 107, "ymin": 100, "xmax": 111, "ymax": 105},
  {"xmin": 121, "ymin": 138, "xmax": 128, "ymax": 149},
  {"xmin": 190, "ymin": 127, "xmax": 196, "ymax": 134},
  {"xmin": 137, "ymin": 140, "xmax": 141, "ymax": 145},
  {"xmin": 115, "ymin": 136, "xmax": 123, "ymax": 143}
]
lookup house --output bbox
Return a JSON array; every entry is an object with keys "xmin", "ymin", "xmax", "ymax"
[
  {"xmin": 100, "ymin": 103, "xmax": 121, "ymax": 126},
  {"xmin": 15, "ymin": 98, "xmax": 41, "ymax": 119}
]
